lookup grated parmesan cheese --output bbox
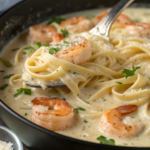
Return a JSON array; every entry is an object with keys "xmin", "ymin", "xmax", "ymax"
[
  {"xmin": 0, "ymin": 140, "xmax": 13, "ymax": 150},
  {"xmin": 45, "ymin": 36, "xmax": 86, "ymax": 54}
]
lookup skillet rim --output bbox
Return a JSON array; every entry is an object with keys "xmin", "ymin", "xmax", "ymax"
[
  {"xmin": 0, "ymin": 0, "xmax": 149, "ymax": 149},
  {"xmin": 0, "ymin": 99, "xmax": 148, "ymax": 149}
]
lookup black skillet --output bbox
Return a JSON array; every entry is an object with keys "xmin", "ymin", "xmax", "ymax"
[{"xmin": 0, "ymin": 0, "xmax": 150, "ymax": 149}]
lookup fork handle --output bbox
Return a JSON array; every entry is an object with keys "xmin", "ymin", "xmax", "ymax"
[{"xmin": 90, "ymin": 0, "xmax": 134, "ymax": 39}]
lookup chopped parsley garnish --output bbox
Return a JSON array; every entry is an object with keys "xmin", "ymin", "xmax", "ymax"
[
  {"xmin": 12, "ymin": 48, "xmax": 19, "ymax": 51},
  {"xmin": 97, "ymin": 136, "xmax": 115, "ymax": 145},
  {"xmin": 47, "ymin": 17, "xmax": 66, "ymax": 25},
  {"xmin": 0, "ymin": 84, "xmax": 8, "ymax": 90},
  {"xmin": 116, "ymin": 82, "xmax": 122, "ymax": 84},
  {"xmin": 84, "ymin": 101, "xmax": 89, "ymax": 104},
  {"xmin": 23, "ymin": 42, "xmax": 42, "ymax": 54},
  {"xmin": 73, "ymin": 72, "xmax": 77, "ymax": 74},
  {"xmin": 0, "ymin": 70, "xmax": 4, "ymax": 72},
  {"xmin": 75, "ymin": 107, "xmax": 85, "ymax": 113},
  {"xmin": 122, "ymin": 66, "xmax": 141, "ymax": 79},
  {"xmin": 64, "ymin": 41, "xmax": 68, "ymax": 44},
  {"xmin": 23, "ymin": 46, "xmax": 34, "ymax": 54},
  {"xmin": 68, "ymin": 70, "xmax": 71, "ymax": 73},
  {"xmin": 61, "ymin": 29, "xmax": 69, "ymax": 38},
  {"xmin": 148, "ymin": 77, "xmax": 150, "ymax": 80},
  {"xmin": 62, "ymin": 98, "xmax": 66, "ymax": 100},
  {"xmin": 33, "ymin": 42, "xmax": 42, "ymax": 50},
  {"xmin": 0, "ymin": 58, "xmax": 13, "ymax": 67},
  {"xmin": 84, "ymin": 119, "xmax": 88, "ymax": 123},
  {"xmin": 86, "ymin": 15, "xmax": 95, "ymax": 19},
  {"xmin": 44, "ymin": 43, "xmax": 50, "ymax": 46},
  {"xmin": 25, "ymin": 113, "xmax": 28, "ymax": 116},
  {"xmin": 14, "ymin": 88, "xmax": 24, "ymax": 97},
  {"xmin": 82, "ymin": 126, "xmax": 85, "ymax": 130},
  {"xmin": 14, "ymin": 88, "xmax": 31, "ymax": 97},
  {"xmin": 23, "ymin": 88, "xmax": 32, "ymax": 95},
  {"xmin": 63, "ymin": 41, "xmax": 69, "ymax": 47},
  {"xmin": 49, "ymin": 47, "xmax": 60, "ymax": 54},
  {"xmin": 4, "ymin": 74, "xmax": 14, "ymax": 79}
]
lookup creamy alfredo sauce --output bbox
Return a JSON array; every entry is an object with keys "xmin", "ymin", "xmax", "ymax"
[{"xmin": 1, "ymin": 8, "xmax": 150, "ymax": 147}]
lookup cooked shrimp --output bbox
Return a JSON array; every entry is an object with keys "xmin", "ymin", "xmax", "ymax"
[
  {"xmin": 100, "ymin": 105, "xmax": 144, "ymax": 138},
  {"xmin": 30, "ymin": 97, "xmax": 74, "ymax": 131},
  {"xmin": 124, "ymin": 22, "xmax": 150, "ymax": 38},
  {"xmin": 60, "ymin": 17, "xmax": 94, "ymax": 34},
  {"xmin": 92, "ymin": 11, "xmax": 132, "ymax": 26},
  {"xmin": 28, "ymin": 25, "xmax": 63, "ymax": 44},
  {"xmin": 45, "ymin": 36, "xmax": 92, "ymax": 65}
]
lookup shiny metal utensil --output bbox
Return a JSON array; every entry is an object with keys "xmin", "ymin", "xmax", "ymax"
[
  {"xmin": 26, "ymin": 0, "xmax": 134, "ymax": 88},
  {"xmin": 25, "ymin": 81, "xmax": 66, "ymax": 88},
  {"xmin": 90, "ymin": 0, "xmax": 134, "ymax": 40}
]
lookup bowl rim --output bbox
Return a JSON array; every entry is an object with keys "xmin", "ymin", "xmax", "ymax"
[
  {"xmin": 0, "ymin": 125, "xmax": 23, "ymax": 150},
  {"xmin": 0, "ymin": 0, "xmax": 149, "ymax": 149}
]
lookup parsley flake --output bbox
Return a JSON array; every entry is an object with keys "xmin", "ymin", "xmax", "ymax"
[
  {"xmin": 25, "ymin": 113, "xmax": 28, "ymax": 116},
  {"xmin": 44, "ymin": 43, "xmax": 50, "ymax": 46},
  {"xmin": 64, "ymin": 41, "xmax": 68, "ymax": 44},
  {"xmin": 148, "ymin": 77, "xmax": 150, "ymax": 80},
  {"xmin": 4, "ymin": 74, "xmax": 14, "ymax": 79},
  {"xmin": 14, "ymin": 88, "xmax": 31, "ymax": 97},
  {"xmin": 116, "ymin": 82, "xmax": 122, "ymax": 84},
  {"xmin": 0, "ymin": 84, "xmax": 8, "ymax": 90},
  {"xmin": 97, "ymin": 136, "xmax": 115, "ymax": 145},
  {"xmin": 49, "ymin": 47, "xmax": 60, "ymax": 54},
  {"xmin": 0, "ymin": 58, "xmax": 13, "ymax": 67},
  {"xmin": 122, "ymin": 66, "xmax": 141, "ymax": 79},
  {"xmin": 23, "ymin": 88, "xmax": 31, "ymax": 95},
  {"xmin": 33, "ymin": 42, "xmax": 42, "ymax": 50},
  {"xmin": 75, "ymin": 107, "xmax": 85, "ymax": 113},
  {"xmin": 84, "ymin": 119, "xmax": 88, "ymax": 123},
  {"xmin": 82, "ymin": 126, "xmax": 85, "ymax": 130},
  {"xmin": 61, "ymin": 29, "xmax": 69, "ymax": 38},
  {"xmin": 14, "ymin": 88, "xmax": 24, "ymax": 97},
  {"xmin": 84, "ymin": 101, "xmax": 89, "ymax": 104},
  {"xmin": 23, "ymin": 46, "xmax": 34, "ymax": 54},
  {"xmin": 62, "ymin": 98, "xmax": 66, "ymax": 101},
  {"xmin": 47, "ymin": 17, "xmax": 66, "ymax": 25}
]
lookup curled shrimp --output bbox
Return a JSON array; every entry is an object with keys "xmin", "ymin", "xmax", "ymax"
[
  {"xmin": 45, "ymin": 36, "xmax": 92, "ymax": 65},
  {"xmin": 124, "ymin": 22, "xmax": 150, "ymax": 38},
  {"xmin": 30, "ymin": 97, "xmax": 74, "ymax": 131},
  {"xmin": 92, "ymin": 11, "xmax": 132, "ymax": 26},
  {"xmin": 60, "ymin": 17, "xmax": 94, "ymax": 34},
  {"xmin": 28, "ymin": 25, "xmax": 63, "ymax": 44},
  {"xmin": 100, "ymin": 105, "xmax": 144, "ymax": 138}
]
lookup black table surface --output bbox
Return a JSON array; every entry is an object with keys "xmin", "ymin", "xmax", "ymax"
[{"xmin": 0, "ymin": 117, "xmax": 31, "ymax": 150}]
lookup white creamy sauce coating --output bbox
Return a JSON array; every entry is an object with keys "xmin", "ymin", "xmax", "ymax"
[{"xmin": 1, "ymin": 8, "xmax": 150, "ymax": 147}]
